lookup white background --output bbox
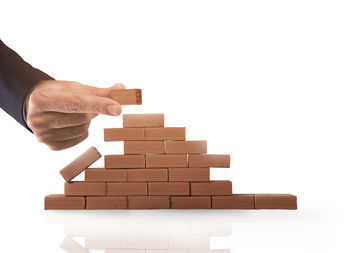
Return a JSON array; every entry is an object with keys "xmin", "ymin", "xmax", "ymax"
[{"xmin": 0, "ymin": 0, "xmax": 349, "ymax": 252}]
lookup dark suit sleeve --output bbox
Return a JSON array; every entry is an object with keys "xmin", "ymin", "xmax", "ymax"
[{"xmin": 0, "ymin": 39, "xmax": 54, "ymax": 131}]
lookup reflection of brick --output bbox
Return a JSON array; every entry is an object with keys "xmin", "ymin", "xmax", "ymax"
[
  {"xmin": 128, "ymin": 196, "xmax": 170, "ymax": 209},
  {"xmin": 146, "ymin": 154, "xmax": 187, "ymax": 168},
  {"xmin": 212, "ymin": 194, "xmax": 255, "ymax": 209},
  {"xmin": 124, "ymin": 141, "xmax": 165, "ymax": 154},
  {"xmin": 145, "ymin": 127, "xmax": 186, "ymax": 140},
  {"xmin": 104, "ymin": 128, "xmax": 144, "ymax": 141},
  {"xmin": 86, "ymin": 196, "xmax": 127, "ymax": 209},
  {"xmin": 168, "ymin": 168, "xmax": 209, "ymax": 182},
  {"xmin": 255, "ymin": 194, "xmax": 297, "ymax": 209},
  {"xmin": 85, "ymin": 168, "xmax": 126, "ymax": 182},
  {"xmin": 105, "ymin": 155, "xmax": 145, "ymax": 168},
  {"xmin": 64, "ymin": 182, "xmax": 105, "ymax": 196},
  {"xmin": 123, "ymin": 114, "xmax": 164, "ymax": 128},
  {"xmin": 189, "ymin": 154, "xmax": 230, "ymax": 168},
  {"xmin": 110, "ymin": 88, "xmax": 142, "ymax": 105},
  {"xmin": 106, "ymin": 183, "xmax": 148, "ymax": 196},
  {"xmin": 165, "ymin": 140, "xmax": 207, "ymax": 154},
  {"xmin": 191, "ymin": 181, "xmax": 232, "ymax": 196},
  {"xmin": 45, "ymin": 194, "xmax": 85, "ymax": 210},
  {"xmin": 148, "ymin": 182, "xmax": 189, "ymax": 195},
  {"xmin": 171, "ymin": 196, "xmax": 211, "ymax": 209},
  {"xmin": 127, "ymin": 169, "xmax": 168, "ymax": 182}
]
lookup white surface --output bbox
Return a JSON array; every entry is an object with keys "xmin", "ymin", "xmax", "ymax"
[{"xmin": 0, "ymin": 0, "xmax": 349, "ymax": 252}]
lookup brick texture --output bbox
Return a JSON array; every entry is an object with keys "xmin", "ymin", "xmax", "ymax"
[
  {"xmin": 165, "ymin": 140, "xmax": 207, "ymax": 154},
  {"xmin": 86, "ymin": 196, "xmax": 127, "ymax": 209},
  {"xmin": 144, "ymin": 127, "xmax": 186, "ymax": 140},
  {"xmin": 191, "ymin": 181, "xmax": 232, "ymax": 196},
  {"xmin": 127, "ymin": 169, "xmax": 168, "ymax": 182},
  {"xmin": 124, "ymin": 141, "xmax": 165, "ymax": 154},
  {"xmin": 45, "ymin": 194, "xmax": 85, "ymax": 210},
  {"xmin": 255, "ymin": 194, "xmax": 297, "ymax": 209},
  {"xmin": 148, "ymin": 182, "xmax": 189, "ymax": 195},
  {"xmin": 189, "ymin": 154, "xmax": 230, "ymax": 168},
  {"xmin": 110, "ymin": 89, "xmax": 142, "ymax": 105},
  {"xmin": 128, "ymin": 196, "xmax": 170, "ymax": 209},
  {"xmin": 168, "ymin": 168, "xmax": 210, "ymax": 182},
  {"xmin": 146, "ymin": 154, "xmax": 187, "ymax": 168},
  {"xmin": 105, "ymin": 155, "xmax": 145, "ymax": 168},
  {"xmin": 212, "ymin": 194, "xmax": 255, "ymax": 209},
  {"xmin": 85, "ymin": 168, "xmax": 126, "ymax": 182},
  {"xmin": 123, "ymin": 114, "xmax": 164, "ymax": 128},
  {"xmin": 106, "ymin": 182, "xmax": 148, "ymax": 196},
  {"xmin": 104, "ymin": 128, "xmax": 144, "ymax": 141},
  {"xmin": 64, "ymin": 182, "xmax": 105, "ymax": 196},
  {"xmin": 171, "ymin": 196, "xmax": 211, "ymax": 209}
]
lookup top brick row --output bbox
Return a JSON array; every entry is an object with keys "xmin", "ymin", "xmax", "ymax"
[{"xmin": 123, "ymin": 114, "xmax": 164, "ymax": 128}]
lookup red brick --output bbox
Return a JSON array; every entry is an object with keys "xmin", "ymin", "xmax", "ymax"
[
  {"xmin": 128, "ymin": 196, "xmax": 170, "ymax": 209},
  {"xmin": 165, "ymin": 141, "xmax": 207, "ymax": 154},
  {"xmin": 191, "ymin": 181, "xmax": 232, "ymax": 195},
  {"xmin": 124, "ymin": 141, "xmax": 164, "ymax": 154},
  {"xmin": 110, "ymin": 89, "xmax": 142, "ymax": 105},
  {"xmin": 64, "ymin": 182, "xmax": 105, "ymax": 196},
  {"xmin": 45, "ymin": 194, "xmax": 85, "ymax": 210},
  {"xmin": 123, "ymin": 114, "xmax": 164, "ymax": 128},
  {"xmin": 146, "ymin": 154, "xmax": 187, "ymax": 168},
  {"xmin": 86, "ymin": 196, "xmax": 127, "ymax": 209},
  {"xmin": 254, "ymin": 194, "xmax": 297, "ymax": 210},
  {"xmin": 145, "ymin": 127, "xmax": 186, "ymax": 140},
  {"xmin": 171, "ymin": 196, "xmax": 211, "ymax": 209},
  {"xmin": 127, "ymin": 169, "xmax": 168, "ymax": 182},
  {"xmin": 189, "ymin": 154, "xmax": 230, "ymax": 168},
  {"xmin": 105, "ymin": 155, "xmax": 145, "ymax": 168},
  {"xmin": 148, "ymin": 182, "xmax": 189, "ymax": 195},
  {"xmin": 104, "ymin": 128, "xmax": 144, "ymax": 141},
  {"xmin": 85, "ymin": 168, "xmax": 126, "ymax": 182},
  {"xmin": 168, "ymin": 168, "xmax": 209, "ymax": 182},
  {"xmin": 106, "ymin": 182, "xmax": 148, "ymax": 196},
  {"xmin": 212, "ymin": 195, "xmax": 255, "ymax": 209}
]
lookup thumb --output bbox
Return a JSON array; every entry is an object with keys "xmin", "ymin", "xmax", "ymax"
[{"xmin": 91, "ymin": 83, "xmax": 126, "ymax": 98}]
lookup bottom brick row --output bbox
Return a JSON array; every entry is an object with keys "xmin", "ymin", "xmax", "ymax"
[{"xmin": 45, "ymin": 194, "xmax": 297, "ymax": 210}]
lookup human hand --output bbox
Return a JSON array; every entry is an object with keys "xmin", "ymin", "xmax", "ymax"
[{"xmin": 26, "ymin": 80, "xmax": 124, "ymax": 150}]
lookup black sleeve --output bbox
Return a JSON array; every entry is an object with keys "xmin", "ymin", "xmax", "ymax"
[{"xmin": 0, "ymin": 39, "xmax": 54, "ymax": 131}]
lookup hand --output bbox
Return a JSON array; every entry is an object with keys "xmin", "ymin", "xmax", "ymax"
[{"xmin": 26, "ymin": 80, "xmax": 124, "ymax": 151}]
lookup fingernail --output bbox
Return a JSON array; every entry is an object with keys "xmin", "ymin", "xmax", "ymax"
[
  {"xmin": 107, "ymin": 105, "xmax": 119, "ymax": 116},
  {"xmin": 115, "ymin": 83, "xmax": 125, "ymax": 89}
]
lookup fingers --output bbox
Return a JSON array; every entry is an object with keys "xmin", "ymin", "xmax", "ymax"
[
  {"xmin": 35, "ymin": 123, "xmax": 90, "ymax": 142},
  {"xmin": 86, "ymin": 83, "xmax": 126, "ymax": 97},
  {"xmin": 46, "ymin": 132, "xmax": 89, "ymax": 151}
]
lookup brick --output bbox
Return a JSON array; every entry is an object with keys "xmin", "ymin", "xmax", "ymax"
[
  {"xmin": 145, "ymin": 127, "xmax": 186, "ymax": 141},
  {"xmin": 212, "ymin": 194, "xmax": 255, "ymax": 209},
  {"xmin": 146, "ymin": 154, "xmax": 187, "ymax": 168},
  {"xmin": 123, "ymin": 114, "xmax": 164, "ymax": 128},
  {"xmin": 188, "ymin": 154, "xmax": 230, "ymax": 168},
  {"xmin": 165, "ymin": 141, "xmax": 207, "ymax": 154},
  {"xmin": 171, "ymin": 196, "xmax": 211, "ymax": 209},
  {"xmin": 191, "ymin": 181, "xmax": 232, "ymax": 196},
  {"xmin": 168, "ymin": 168, "xmax": 209, "ymax": 182},
  {"xmin": 45, "ymin": 194, "xmax": 85, "ymax": 210},
  {"xmin": 128, "ymin": 196, "xmax": 170, "ymax": 209},
  {"xmin": 110, "ymin": 88, "xmax": 142, "ymax": 105},
  {"xmin": 105, "ymin": 155, "xmax": 145, "ymax": 168},
  {"xmin": 254, "ymin": 194, "xmax": 297, "ymax": 209},
  {"xmin": 148, "ymin": 182, "xmax": 189, "ymax": 195},
  {"xmin": 127, "ymin": 169, "xmax": 168, "ymax": 182},
  {"xmin": 59, "ymin": 146, "xmax": 101, "ymax": 182},
  {"xmin": 85, "ymin": 168, "xmax": 126, "ymax": 182},
  {"xmin": 106, "ymin": 182, "xmax": 148, "ymax": 195},
  {"xmin": 104, "ymin": 128, "xmax": 144, "ymax": 141},
  {"xmin": 64, "ymin": 182, "xmax": 105, "ymax": 196},
  {"xmin": 86, "ymin": 196, "xmax": 127, "ymax": 209},
  {"xmin": 124, "ymin": 141, "xmax": 165, "ymax": 154}
]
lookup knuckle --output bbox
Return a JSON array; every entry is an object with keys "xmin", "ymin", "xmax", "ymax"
[
  {"xmin": 29, "ymin": 91, "xmax": 48, "ymax": 109},
  {"xmin": 67, "ymin": 96, "xmax": 83, "ymax": 112}
]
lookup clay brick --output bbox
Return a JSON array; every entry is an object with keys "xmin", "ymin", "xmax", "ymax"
[
  {"xmin": 212, "ymin": 194, "xmax": 255, "ymax": 209},
  {"xmin": 104, "ymin": 128, "xmax": 144, "ymax": 141},
  {"xmin": 64, "ymin": 182, "xmax": 105, "ymax": 196},
  {"xmin": 123, "ymin": 114, "xmax": 164, "ymax": 128},
  {"xmin": 110, "ymin": 88, "xmax": 142, "ymax": 105},
  {"xmin": 128, "ymin": 196, "xmax": 170, "ymax": 209},
  {"xmin": 146, "ymin": 154, "xmax": 187, "ymax": 168},
  {"xmin": 254, "ymin": 194, "xmax": 297, "ymax": 210},
  {"xmin": 45, "ymin": 194, "xmax": 85, "ymax": 210},
  {"xmin": 191, "ymin": 181, "xmax": 232, "ymax": 196},
  {"xmin": 165, "ymin": 141, "xmax": 207, "ymax": 154},
  {"xmin": 85, "ymin": 168, "xmax": 126, "ymax": 182},
  {"xmin": 168, "ymin": 168, "xmax": 209, "ymax": 182},
  {"xmin": 145, "ymin": 127, "xmax": 186, "ymax": 141},
  {"xmin": 86, "ymin": 196, "xmax": 127, "ymax": 209},
  {"xmin": 127, "ymin": 169, "xmax": 168, "ymax": 182},
  {"xmin": 124, "ymin": 141, "xmax": 165, "ymax": 154},
  {"xmin": 59, "ymin": 146, "xmax": 101, "ymax": 182},
  {"xmin": 106, "ymin": 182, "xmax": 148, "ymax": 196},
  {"xmin": 105, "ymin": 155, "xmax": 145, "ymax": 168},
  {"xmin": 188, "ymin": 154, "xmax": 230, "ymax": 168},
  {"xmin": 148, "ymin": 182, "xmax": 189, "ymax": 195},
  {"xmin": 171, "ymin": 196, "xmax": 211, "ymax": 209}
]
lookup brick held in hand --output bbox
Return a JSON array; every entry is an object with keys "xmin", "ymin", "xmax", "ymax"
[
  {"xmin": 168, "ymin": 168, "xmax": 210, "ymax": 182},
  {"xmin": 86, "ymin": 196, "xmax": 127, "ymax": 209},
  {"xmin": 127, "ymin": 168, "xmax": 168, "ymax": 182},
  {"xmin": 128, "ymin": 196, "xmax": 170, "ymax": 209},
  {"xmin": 45, "ymin": 194, "xmax": 85, "ymax": 210},
  {"xmin": 144, "ymin": 127, "xmax": 186, "ymax": 141},
  {"xmin": 212, "ymin": 194, "xmax": 255, "ymax": 209},
  {"xmin": 189, "ymin": 154, "xmax": 230, "ymax": 168},
  {"xmin": 148, "ymin": 182, "xmax": 189, "ymax": 195},
  {"xmin": 59, "ymin": 146, "xmax": 101, "ymax": 182},
  {"xmin": 110, "ymin": 89, "xmax": 142, "ymax": 105},
  {"xmin": 64, "ymin": 182, "xmax": 106, "ymax": 196},
  {"xmin": 254, "ymin": 194, "xmax": 297, "ymax": 210},
  {"xmin": 106, "ymin": 182, "xmax": 148, "ymax": 195},
  {"xmin": 105, "ymin": 155, "xmax": 145, "ymax": 168},
  {"xmin": 85, "ymin": 168, "xmax": 126, "ymax": 182},
  {"xmin": 146, "ymin": 154, "xmax": 187, "ymax": 168},
  {"xmin": 104, "ymin": 128, "xmax": 144, "ymax": 141},
  {"xmin": 171, "ymin": 196, "xmax": 211, "ymax": 209},
  {"xmin": 191, "ymin": 181, "xmax": 232, "ymax": 196},
  {"xmin": 165, "ymin": 140, "xmax": 207, "ymax": 154},
  {"xmin": 123, "ymin": 114, "xmax": 164, "ymax": 128},
  {"xmin": 124, "ymin": 141, "xmax": 165, "ymax": 154}
]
